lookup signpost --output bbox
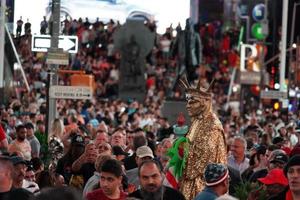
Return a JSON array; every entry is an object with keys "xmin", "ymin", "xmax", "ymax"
[
  {"xmin": 46, "ymin": 48, "xmax": 69, "ymax": 65},
  {"xmin": 260, "ymin": 90, "xmax": 288, "ymax": 99},
  {"xmin": 49, "ymin": 86, "xmax": 93, "ymax": 100},
  {"xmin": 46, "ymin": 0, "xmax": 60, "ymax": 139},
  {"xmin": 240, "ymin": 71, "xmax": 261, "ymax": 85},
  {"xmin": 32, "ymin": 35, "xmax": 78, "ymax": 53},
  {"xmin": 0, "ymin": 0, "xmax": 5, "ymax": 104}
]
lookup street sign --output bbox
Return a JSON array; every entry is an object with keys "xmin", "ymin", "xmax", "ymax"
[
  {"xmin": 32, "ymin": 35, "xmax": 78, "ymax": 53},
  {"xmin": 49, "ymin": 86, "xmax": 93, "ymax": 100},
  {"xmin": 281, "ymin": 99, "xmax": 289, "ymax": 108},
  {"xmin": 240, "ymin": 71, "xmax": 261, "ymax": 85},
  {"xmin": 46, "ymin": 49, "xmax": 69, "ymax": 65},
  {"xmin": 260, "ymin": 90, "xmax": 287, "ymax": 99}
]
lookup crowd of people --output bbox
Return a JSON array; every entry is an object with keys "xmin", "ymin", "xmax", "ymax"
[{"xmin": 0, "ymin": 15, "xmax": 300, "ymax": 200}]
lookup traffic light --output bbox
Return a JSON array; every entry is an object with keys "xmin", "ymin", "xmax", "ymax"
[
  {"xmin": 273, "ymin": 101, "xmax": 280, "ymax": 110},
  {"xmin": 239, "ymin": 0, "xmax": 269, "ymax": 41},
  {"xmin": 251, "ymin": 3, "xmax": 269, "ymax": 40}
]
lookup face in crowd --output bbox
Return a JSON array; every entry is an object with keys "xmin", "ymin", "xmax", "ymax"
[
  {"xmin": 17, "ymin": 127, "xmax": 27, "ymax": 141},
  {"xmin": 95, "ymin": 131, "xmax": 109, "ymax": 147},
  {"xmin": 111, "ymin": 131, "xmax": 125, "ymax": 147},
  {"xmin": 126, "ymin": 133, "xmax": 134, "ymax": 147},
  {"xmin": 139, "ymin": 161, "xmax": 163, "ymax": 193},
  {"xmin": 230, "ymin": 138, "xmax": 246, "ymax": 158},
  {"xmin": 13, "ymin": 163, "xmax": 27, "ymax": 185},
  {"xmin": 287, "ymin": 165, "xmax": 300, "ymax": 192},
  {"xmin": 25, "ymin": 169, "xmax": 36, "ymax": 182},
  {"xmin": 26, "ymin": 125, "xmax": 34, "ymax": 137},
  {"xmin": 161, "ymin": 139, "xmax": 172, "ymax": 156},
  {"xmin": 99, "ymin": 160, "xmax": 123, "ymax": 198},
  {"xmin": 97, "ymin": 142, "xmax": 112, "ymax": 155},
  {"xmin": 100, "ymin": 171, "xmax": 122, "ymax": 196}
]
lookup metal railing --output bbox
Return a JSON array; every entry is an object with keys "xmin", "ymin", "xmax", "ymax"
[{"xmin": 5, "ymin": 24, "xmax": 30, "ymax": 92}]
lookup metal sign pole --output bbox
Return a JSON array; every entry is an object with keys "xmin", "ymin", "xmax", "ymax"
[
  {"xmin": 0, "ymin": 0, "xmax": 5, "ymax": 104},
  {"xmin": 279, "ymin": 0, "xmax": 288, "ymax": 93},
  {"xmin": 46, "ymin": 0, "xmax": 61, "ymax": 140}
]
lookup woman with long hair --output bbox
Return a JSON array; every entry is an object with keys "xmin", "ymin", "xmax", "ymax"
[{"xmin": 48, "ymin": 118, "xmax": 65, "ymax": 172}]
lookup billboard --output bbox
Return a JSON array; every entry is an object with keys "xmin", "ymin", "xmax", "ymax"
[{"xmin": 13, "ymin": 0, "xmax": 189, "ymax": 34}]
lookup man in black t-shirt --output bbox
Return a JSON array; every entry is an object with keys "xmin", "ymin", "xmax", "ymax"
[
  {"xmin": 129, "ymin": 160, "xmax": 185, "ymax": 200},
  {"xmin": 16, "ymin": 17, "xmax": 23, "ymax": 37}
]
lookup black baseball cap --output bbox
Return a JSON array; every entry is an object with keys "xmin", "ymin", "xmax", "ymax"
[
  {"xmin": 71, "ymin": 134, "xmax": 85, "ymax": 146},
  {"xmin": 284, "ymin": 155, "xmax": 300, "ymax": 176},
  {"xmin": 272, "ymin": 137, "xmax": 285, "ymax": 145},
  {"xmin": 270, "ymin": 153, "xmax": 289, "ymax": 164}
]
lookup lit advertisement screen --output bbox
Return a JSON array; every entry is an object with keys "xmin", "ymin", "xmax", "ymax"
[{"xmin": 14, "ymin": 0, "xmax": 190, "ymax": 34}]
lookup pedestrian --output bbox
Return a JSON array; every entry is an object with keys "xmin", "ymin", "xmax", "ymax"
[
  {"xmin": 86, "ymin": 159, "xmax": 127, "ymax": 200},
  {"xmin": 194, "ymin": 163, "xmax": 230, "ymax": 200},
  {"xmin": 129, "ymin": 159, "xmax": 185, "ymax": 200},
  {"xmin": 269, "ymin": 155, "xmax": 300, "ymax": 200}
]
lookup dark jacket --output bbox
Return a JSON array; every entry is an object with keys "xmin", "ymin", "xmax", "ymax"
[
  {"xmin": 123, "ymin": 153, "xmax": 137, "ymax": 170},
  {"xmin": 129, "ymin": 186, "xmax": 185, "ymax": 200},
  {"xmin": 228, "ymin": 165, "xmax": 242, "ymax": 195},
  {"xmin": 268, "ymin": 187, "xmax": 289, "ymax": 200}
]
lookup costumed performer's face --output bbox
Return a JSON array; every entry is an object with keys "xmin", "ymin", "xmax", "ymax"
[{"xmin": 186, "ymin": 92, "xmax": 210, "ymax": 117}]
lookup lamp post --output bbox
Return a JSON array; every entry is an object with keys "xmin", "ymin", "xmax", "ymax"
[
  {"xmin": 286, "ymin": 1, "xmax": 300, "ymax": 119},
  {"xmin": 0, "ymin": 0, "xmax": 5, "ymax": 104},
  {"xmin": 279, "ymin": 0, "xmax": 289, "ymax": 93},
  {"xmin": 46, "ymin": 0, "xmax": 61, "ymax": 139},
  {"xmin": 288, "ymin": 1, "xmax": 300, "ymax": 89}
]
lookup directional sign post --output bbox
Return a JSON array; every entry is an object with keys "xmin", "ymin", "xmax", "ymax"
[
  {"xmin": 46, "ymin": 48, "xmax": 69, "ymax": 65},
  {"xmin": 32, "ymin": 35, "xmax": 78, "ymax": 53},
  {"xmin": 240, "ymin": 71, "xmax": 261, "ymax": 85},
  {"xmin": 260, "ymin": 90, "xmax": 288, "ymax": 99},
  {"xmin": 49, "ymin": 86, "xmax": 93, "ymax": 100}
]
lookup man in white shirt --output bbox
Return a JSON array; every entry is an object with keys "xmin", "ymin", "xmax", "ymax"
[{"xmin": 228, "ymin": 136, "xmax": 249, "ymax": 175}]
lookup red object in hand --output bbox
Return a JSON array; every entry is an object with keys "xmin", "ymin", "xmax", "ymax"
[
  {"xmin": 177, "ymin": 113, "xmax": 185, "ymax": 127},
  {"xmin": 178, "ymin": 146, "xmax": 184, "ymax": 158}
]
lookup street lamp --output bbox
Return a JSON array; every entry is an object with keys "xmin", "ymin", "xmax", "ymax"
[
  {"xmin": 290, "ymin": 1, "xmax": 300, "ymax": 54},
  {"xmin": 262, "ymin": 45, "xmax": 297, "ymax": 67},
  {"xmin": 286, "ymin": 1, "xmax": 300, "ymax": 117},
  {"xmin": 289, "ymin": 1, "xmax": 300, "ymax": 87}
]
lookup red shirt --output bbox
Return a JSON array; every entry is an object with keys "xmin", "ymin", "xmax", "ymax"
[
  {"xmin": 86, "ymin": 188, "xmax": 127, "ymax": 200},
  {"xmin": 0, "ymin": 124, "xmax": 6, "ymax": 141}
]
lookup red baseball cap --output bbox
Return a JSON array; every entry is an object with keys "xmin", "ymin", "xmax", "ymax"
[{"xmin": 258, "ymin": 169, "xmax": 288, "ymax": 186}]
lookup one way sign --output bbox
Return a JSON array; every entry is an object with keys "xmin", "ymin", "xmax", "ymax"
[{"xmin": 31, "ymin": 35, "xmax": 78, "ymax": 53}]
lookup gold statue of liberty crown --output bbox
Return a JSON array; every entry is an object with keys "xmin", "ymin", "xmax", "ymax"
[{"xmin": 179, "ymin": 76, "xmax": 214, "ymax": 100}]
